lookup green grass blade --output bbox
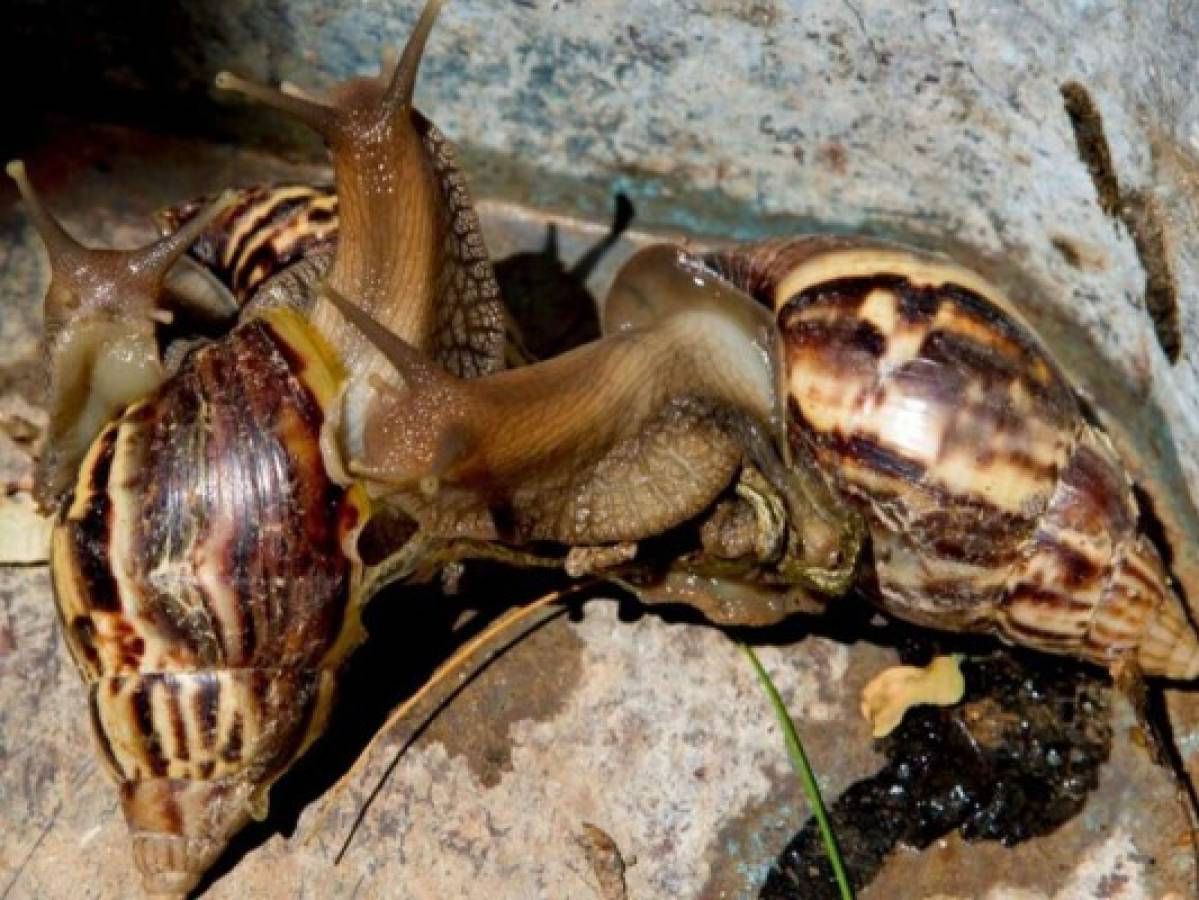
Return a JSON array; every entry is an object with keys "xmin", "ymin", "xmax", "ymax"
[{"xmin": 740, "ymin": 642, "xmax": 854, "ymax": 900}]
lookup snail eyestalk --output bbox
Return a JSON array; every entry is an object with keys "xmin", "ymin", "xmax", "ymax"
[
  {"xmin": 385, "ymin": 0, "xmax": 448, "ymax": 110},
  {"xmin": 214, "ymin": 71, "xmax": 337, "ymax": 132},
  {"xmin": 7, "ymin": 160, "xmax": 78, "ymax": 263}
]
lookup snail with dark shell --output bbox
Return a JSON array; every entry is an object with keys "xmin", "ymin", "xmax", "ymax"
[{"xmin": 7, "ymin": 0, "xmax": 1199, "ymax": 895}]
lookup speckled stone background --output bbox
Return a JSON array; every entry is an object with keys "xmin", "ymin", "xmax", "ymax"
[{"xmin": 2, "ymin": 1, "xmax": 1199, "ymax": 898}]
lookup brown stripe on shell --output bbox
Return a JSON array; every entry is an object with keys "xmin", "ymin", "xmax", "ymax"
[
  {"xmin": 70, "ymin": 616, "xmax": 102, "ymax": 673},
  {"xmin": 701, "ymin": 236, "xmax": 875, "ymax": 304},
  {"xmin": 66, "ymin": 426, "xmax": 121, "ymax": 612},
  {"xmin": 222, "ymin": 710, "xmax": 243, "ymax": 764},
  {"xmin": 1038, "ymin": 538, "xmax": 1105, "ymax": 590},
  {"xmin": 88, "ymin": 684, "xmax": 124, "ymax": 777},
  {"xmin": 235, "ymin": 228, "xmax": 335, "ymax": 301},
  {"xmin": 1003, "ymin": 585, "xmax": 1093, "ymax": 622},
  {"xmin": 933, "ymin": 281, "xmax": 1049, "ymax": 356},
  {"xmin": 159, "ymin": 186, "xmax": 272, "ymax": 288},
  {"xmin": 164, "ymin": 676, "xmax": 189, "ymax": 763},
  {"xmin": 837, "ymin": 432, "xmax": 927, "ymax": 485},
  {"xmin": 194, "ymin": 676, "xmax": 219, "ymax": 751},
  {"xmin": 1000, "ymin": 615, "xmax": 1086, "ymax": 648},
  {"xmin": 229, "ymin": 192, "xmax": 338, "ymax": 298},
  {"xmin": 917, "ymin": 327, "xmax": 1023, "ymax": 393},
  {"xmin": 117, "ymin": 319, "xmax": 352, "ymax": 672},
  {"xmin": 782, "ymin": 316, "xmax": 888, "ymax": 378},
  {"xmin": 131, "ymin": 679, "xmax": 170, "ymax": 778},
  {"xmin": 781, "ymin": 268, "xmax": 1083, "ymax": 537},
  {"xmin": 918, "ymin": 505, "xmax": 1032, "ymax": 567},
  {"xmin": 158, "ymin": 185, "xmax": 339, "ymax": 303}
]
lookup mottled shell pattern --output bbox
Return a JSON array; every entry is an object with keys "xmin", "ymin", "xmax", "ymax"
[{"xmin": 708, "ymin": 239, "xmax": 1199, "ymax": 679}]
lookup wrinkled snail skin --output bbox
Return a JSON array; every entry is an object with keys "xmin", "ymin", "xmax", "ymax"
[
  {"xmin": 702, "ymin": 238, "xmax": 1199, "ymax": 679},
  {"xmin": 320, "ymin": 276, "xmax": 835, "ymax": 552},
  {"xmin": 10, "ymin": 1, "xmax": 512, "ymax": 894}
]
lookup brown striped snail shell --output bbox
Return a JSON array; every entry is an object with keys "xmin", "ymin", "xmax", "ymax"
[
  {"xmin": 51, "ymin": 310, "xmax": 368, "ymax": 896},
  {"xmin": 7, "ymin": 1, "xmax": 511, "ymax": 893},
  {"xmin": 674, "ymin": 237, "xmax": 1198, "ymax": 679},
  {"xmin": 155, "ymin": 183, "xmax": 338, "ymax": 307}
]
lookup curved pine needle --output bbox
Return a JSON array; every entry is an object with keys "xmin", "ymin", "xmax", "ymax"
[
  {"xmin": 304, "ymin": 581, "xmax": 596, "ymax": 857},
  {"xmin": 739, "ymin": 642, "xmax": 854, "ymax": 900}
]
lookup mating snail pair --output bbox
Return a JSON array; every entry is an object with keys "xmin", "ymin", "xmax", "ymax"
[{"xmin": 8, "ymin": 0, "xmax": 1199, "ymax": 895}]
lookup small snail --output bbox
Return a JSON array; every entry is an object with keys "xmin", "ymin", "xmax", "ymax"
[{"xmin": 9, "ymin": 0, "xmax": 1199, "ymax": 895}]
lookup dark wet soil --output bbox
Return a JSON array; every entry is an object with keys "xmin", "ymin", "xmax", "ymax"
[{"xmin": 760, "ymin": 640, "xmax": 1112, "ymax": 898}]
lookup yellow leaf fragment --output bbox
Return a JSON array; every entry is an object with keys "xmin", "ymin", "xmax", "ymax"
[
  {"xmin": 0, "ymin": 493, "xmax": 51, "ymax": 565},
  {"xmin": 860, "ymin": 654, "xmax": 966, "ymax": 738}
]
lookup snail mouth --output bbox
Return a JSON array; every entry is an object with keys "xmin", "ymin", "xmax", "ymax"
[{"xmin": 121, "ymin": 777, "xmax": 257, "ymax": 898}]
